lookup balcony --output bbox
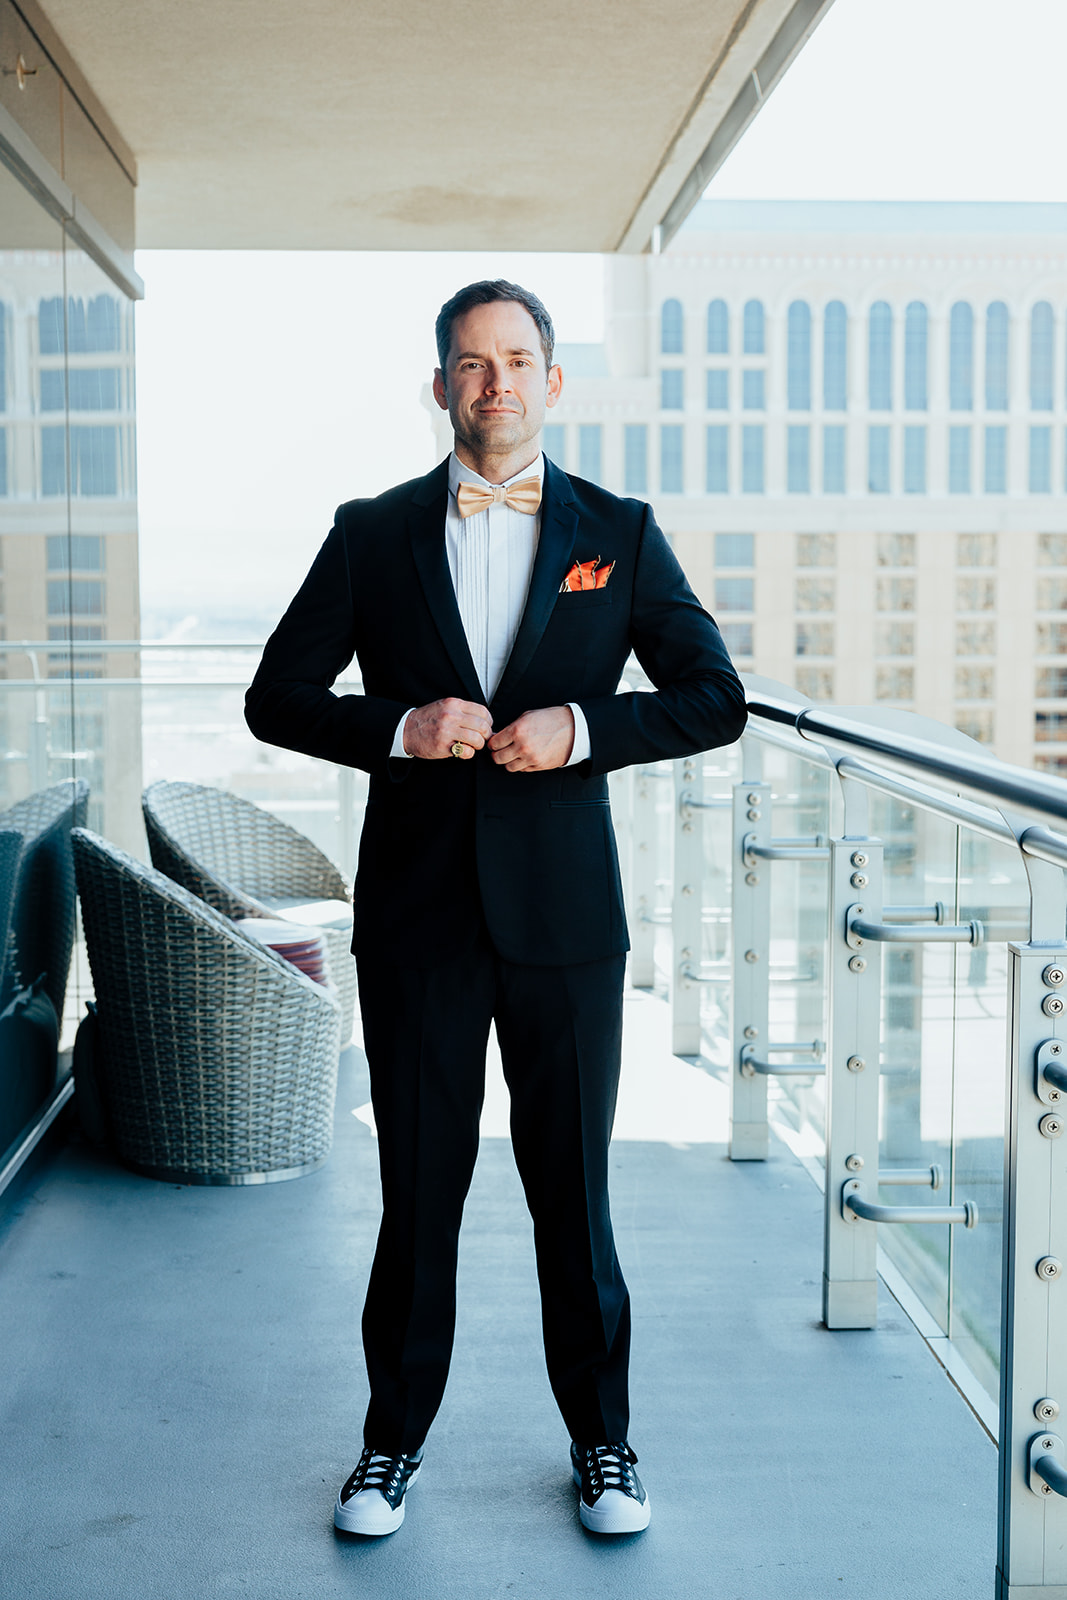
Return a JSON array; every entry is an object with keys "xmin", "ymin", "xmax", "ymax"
[{"xmin": 6, "ymin": 646, "xmax": 1065, "ymax": 1596}]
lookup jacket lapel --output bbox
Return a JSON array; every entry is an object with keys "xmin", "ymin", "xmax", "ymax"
[
  {"xmin": 408, "ymin": 460, "xmax": 484, "ymax": 704},
  {"xmin": 492, "ymin": 458, "xmax": 578, "ymax": 707}
]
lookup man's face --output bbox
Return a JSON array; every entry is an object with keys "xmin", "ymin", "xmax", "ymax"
[{"xmin": 432, "ymin": 299, "xmax": 562, "ymax": 462}]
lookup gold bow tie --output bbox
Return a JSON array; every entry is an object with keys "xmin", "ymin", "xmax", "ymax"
[{"xmin": 455, "ymin": 477, "xmax": 541, "ymax": 519}]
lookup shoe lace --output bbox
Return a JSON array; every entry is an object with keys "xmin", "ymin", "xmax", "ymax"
[
  {"xmin": 343, "ymin": 1446, "xmax": 418, "ymax": 1504},
  {"xmin": 581, "ymin": 1441, "xmax": 639, "ymax": 1497}
]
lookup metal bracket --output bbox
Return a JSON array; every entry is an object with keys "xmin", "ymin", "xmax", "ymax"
[
  {"xmin": 845, "ymin": 903, "xmax": 984, "ymax": 949},
  {"xmin": 1030, "ymin": 1433, "xmax": 1067, "ymax": 1498},
  {"xmin": 878, "ymin": 1164, "xmax": 943, "ymax": 1190},
  {"xmin": 881, "ymin": 901, "xmax": 947, "ymax": 924},
  {"xmin": 841, "ymin": 1179, "xmax": 978, "ymax": 1228},
  {"xmin": 740, "ymin": 1040, "xmax": 825, "ymax": 1078},
  {"xmin": 681, "ymin": 792, "xmax": 731, "ymax": 812},
  {"xmin": 741, "ymin": 831, "xmax": 829, "ymax": 867},
  {"xmin": 1038, "ymin": 1038, "xmax": 1067, "ymax": 1106},
  {"xmin": 680, "ymin": 960, "xmax": 729, "ymax": 985}
]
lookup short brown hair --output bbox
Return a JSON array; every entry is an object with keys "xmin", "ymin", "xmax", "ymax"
[{"xmin": 435, "ymin": 280, "xmax": 555, "ymax": 371}]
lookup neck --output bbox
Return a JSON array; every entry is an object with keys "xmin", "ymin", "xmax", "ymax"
[{"xmin": 453, "ymin": 439, "xmax": 541, "ymax": 486}]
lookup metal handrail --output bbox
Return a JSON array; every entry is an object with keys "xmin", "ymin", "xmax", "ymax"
[{"xmin": 747, "ymin": 695, "xmax": 1067, "ymax": 834}]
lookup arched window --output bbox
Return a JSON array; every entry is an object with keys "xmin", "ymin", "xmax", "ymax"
[
  {"xmin": 904, "ymin": 302, "xmax": 928, "ymax": 410},
  {"xmin": 868, "ymin": 302, "xmax": 893, "ymax": 410},
  {"xmin": 949, "ymin": 302, "xmax": 973, "ymax": 410},
  {"xmin": 823, "ymin": 302, "xmax": 847, "ymax": 410},
  {"xmin": 787, "ymin": 301, "xmax": 811, "ymax": 410},
  {"xmin": 1031, "ymin": 301, "xmax": 1054, "ymax": 410},
  {"xmin": 706, "ymin": 299, "xmax": 728, "ymax": 355},
  {"xmin": 985, "ymin": 302, "xmax": 1009, "ymax": 410},
  {"xmin": 660, "ymin": 299, "xmax": 683, "ymax": 355},
  {"xmin": 743, "ymin": 300, "xmax": 764, "ymax": 355}
]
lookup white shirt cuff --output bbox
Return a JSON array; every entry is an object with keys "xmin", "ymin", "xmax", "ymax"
[
  {"xmin": 390, "ymin": 708, "xmax": 416, "ymax": 759},
  {"xmin": 565, "ymin": 703, "xmax": 590, "ymax": 766}
]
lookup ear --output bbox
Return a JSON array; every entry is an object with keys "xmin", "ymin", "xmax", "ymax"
[
  {"xmin": 432, "ymin": 368, "xmax": 448, "ymax": 411},
  {"xmin": 545, "ymin": 364, "xmax": 563, "ymax": 409}
]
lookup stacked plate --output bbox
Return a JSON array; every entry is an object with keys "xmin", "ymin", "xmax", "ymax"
[{"xmin": 236, "ymin": 919, "xmax": 329, "ymax": 986}]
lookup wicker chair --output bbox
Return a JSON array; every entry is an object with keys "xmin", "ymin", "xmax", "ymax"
[
  {"xmin": 141, "ymin": 780, "xmax": 356, "ymax": 1045},
  {"xmin": 0, "ymin": 778, "xmax": 89, "ymax": 1021},
  {"xmin": 71, "ymin": 827, "xmax": 341, "ymax": 1185}
]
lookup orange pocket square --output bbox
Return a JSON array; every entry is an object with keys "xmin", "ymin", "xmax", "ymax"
[{"xmin": 560, "ymin": 557, "xmax": 614, "ymax": 593}]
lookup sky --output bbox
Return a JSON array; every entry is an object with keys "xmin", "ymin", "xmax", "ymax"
[{"xmin": 134, "ymin": 0, "xmax": 1067, "ymax": 625}]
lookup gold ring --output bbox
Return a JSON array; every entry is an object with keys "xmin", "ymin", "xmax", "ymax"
[{"xmin": 450, "ymin": 740, "xmax": 466, "ymax": 758}]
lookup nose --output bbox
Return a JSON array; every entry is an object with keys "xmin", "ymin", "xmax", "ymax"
[{"xmin": 483, "ymin": 361, "xmax": 513, "ymax": 395}]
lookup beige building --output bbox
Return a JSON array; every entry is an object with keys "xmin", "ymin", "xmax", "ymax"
[{"xmin": 432, "ymin": 202, "xmax": 1067, "ymax": 774}]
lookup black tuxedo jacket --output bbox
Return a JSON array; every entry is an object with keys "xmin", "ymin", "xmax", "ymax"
[{"xmin": 245, "ymin": 457, "xmax": 746, "ymax": 967}]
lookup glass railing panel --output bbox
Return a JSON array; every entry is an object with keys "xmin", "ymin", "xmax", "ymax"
[
  {"xmin": 647, "ymin": 759, "xmax": 674, "ymax": 993},
  {"xmin": 698, "ymin": 748, "xmax": 738, "ymax": 1059},
  {"xmin": 871, "ymin": 797, "xmax": 963, "ymax": 1334},
  {"xmin": 949, "ymin": 829, "xmax": 1029, "ymax": 1406},
  {"xmin": 760, "ymin": 744, "xmax": 832, "ymax": 1150}
]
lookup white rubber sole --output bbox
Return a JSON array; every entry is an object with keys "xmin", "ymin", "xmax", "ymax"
[
  {"xmin": 334, "ymin": 1464, "xmax": 420, "ymax": 1535},
  {"xmin": 572, "ymin": 1465, "xmax": 652, "ymax": 1534}
]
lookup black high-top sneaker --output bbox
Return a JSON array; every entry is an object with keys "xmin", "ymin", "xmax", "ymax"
[
  {"xmin": 570, "ymin": 1440, "xmax": 651, "ymax": 1533},
  {"xmin": 334, "ymin": 1446, "xmax": 422, "ymax": 1535}
]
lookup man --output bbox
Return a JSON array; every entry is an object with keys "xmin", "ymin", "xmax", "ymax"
[{"xmin": 245, "ymin": 280, "xmax": 746, "ymax": 1539}]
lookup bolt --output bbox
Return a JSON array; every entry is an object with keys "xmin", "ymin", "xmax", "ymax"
[
  {"xmin": 1043, "ymin": 995, "xmax": 1065, "ymax": 1018},
  {"xmin": 745, "ymin": 949, "xmax": 759, "ymax": 964},
  {"xmin": 1040, "ymin": 1114, "xmax": 1064, "ymax": 1139},
  {"xmin": 740, "ymin": 1061, "xmax": 755, "ymax": 1079},
  {"xmin": 847, "ymin": 1056, "xmax": 865, "ymax": 1073},
  {"xmin": 1038, "ymin": 1257, "xmax": 1063, "ymax": 1281},
  {"xmin": 1036, "ymin": 1398, "xmax": 1060, "ymax": 1422},
  {"xmin": 681, "ymin": 883, "xmax": 694, "ymax": 896},
  {"xmin": 745, "ymin": 871, "xmax": 759, "ymax": 886},
  {"xmin": 848, "ymin": 955, "xmax": 867, "ymax": 974},
  {"xmin": 747, "ymin": 792, "xmax": 761, "ymax": 805},
  {"xmin": 1051, "ymin": 1043, "xmax": 1063, "ymax": 1056},
  {"xmin": 845, "ymin": 1154, "xmax": 864, "ymax": 1172},
  {"xmin": 1044, "ymin": 1437, "xmax": 1056, "ymax": 1450},
  {"xmin": 1051, "ymin": 1090, "xmax": 1063, "ymax": 1103},
  {"xmin": 851, "ymin": 873, "xmax": 868, "ymax": 889},
  {"xmin": 743, "ymin": 1026, "xmax": 758, "ymax": 1040},
  {"xmin": 851, "ymin": 851, "xmax": 868, "ymax": 867},
  {"xmin": 683, "ymin": 822, "xmax": 693, "ymax": 834},
  {"xmin": 746, "ymin": 809, "xmax": 761, "ymax": 822},
  {"xmin": 1045, "ymin": 966, "xmax": 1066, "ymax": 988}
]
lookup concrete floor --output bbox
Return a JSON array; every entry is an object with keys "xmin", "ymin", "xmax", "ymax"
[{"xmin": 0, "ymin": 1017, "xmax": 995, "ymax": 1600}]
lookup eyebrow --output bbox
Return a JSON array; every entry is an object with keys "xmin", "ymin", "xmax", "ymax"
[{"xmin": 454, "ymin": 346, "xmax": 537, "ymax": 361}]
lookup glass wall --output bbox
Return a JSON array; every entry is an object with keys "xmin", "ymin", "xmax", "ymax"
[{"xmin": 0, "ymin": 113, "xmax": 139, "ymax": 1164}]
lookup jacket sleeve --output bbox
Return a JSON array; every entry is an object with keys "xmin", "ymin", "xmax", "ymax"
[
  {"xmin": 244, "ymin": 512, "xmax": 410, "ymax": 776},
  {"xmin": 577, "ymin": 506, "xmax": 747, "ymax": 776}
]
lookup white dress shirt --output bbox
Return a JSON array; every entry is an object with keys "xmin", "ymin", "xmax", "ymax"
[{"xmin": 390, "ymin": 450, "xmax": 590, "ymax": 764}]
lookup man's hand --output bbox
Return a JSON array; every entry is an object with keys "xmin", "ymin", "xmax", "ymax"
[
  {"xmin": 488, "ymin": 706, "xmax": 575, "ymax": 772},
  {"xmin": 403, "ymin": 697, "xmax": 493, "ymax": 759}
]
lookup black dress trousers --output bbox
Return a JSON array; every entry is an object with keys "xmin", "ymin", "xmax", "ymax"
[{"xmin": 357, "ymin": 925, "xmax": 630, "ymax": 1456}]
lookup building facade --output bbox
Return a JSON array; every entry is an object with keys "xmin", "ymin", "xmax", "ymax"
[{"xmin": 436, "ymin": 203, "xmax": 1067, "ymax": 773}]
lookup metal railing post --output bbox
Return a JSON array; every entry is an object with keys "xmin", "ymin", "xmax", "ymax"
[
  {"xmin": 672, "ymin": 754, "xmax": 703, "ymax": 1056},
  {"xmin": 996, "ymin": 844, "xmax": 1067, "ymax": 1598},
  {"xmin": 822, "ymin": 780, "xmax": 883, "ymax": 1329},
  {"xmin": 630, "ymin": 765, "xmax": 658, "ymax": 990},
  {"xmin": 730, "ymin": 738, "xmax": 770, "ymax": 1159}
]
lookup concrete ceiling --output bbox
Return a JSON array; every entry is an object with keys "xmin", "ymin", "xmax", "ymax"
[{"xmin": 37, "ymin": 0, "xmax": 833, "ymax": 252}]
